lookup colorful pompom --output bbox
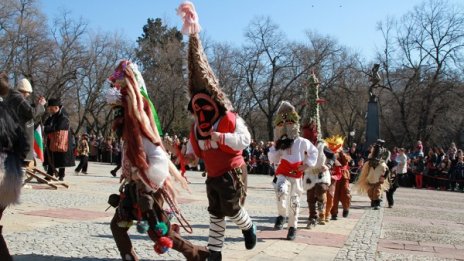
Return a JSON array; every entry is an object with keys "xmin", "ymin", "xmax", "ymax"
[
  {"xmin": 154, "ymin": 222, "xmax": 169, "ymax": 236},
  {"xmin": 154, "ymin": 236, "xmax": 173, "ymax": 254},
  {"xmin": 136, "ymin": 220, "xmax": 150, "ymax": 234}
]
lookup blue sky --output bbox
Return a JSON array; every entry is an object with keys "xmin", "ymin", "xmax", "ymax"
[{"xmin": 39, "ymin": 0, "xmax": 462, "ymax": 60}]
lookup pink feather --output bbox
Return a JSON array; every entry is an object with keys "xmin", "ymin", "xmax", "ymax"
[{"xmin": 177, "ymin": 1, "xmax": 201, "ymax": 35}]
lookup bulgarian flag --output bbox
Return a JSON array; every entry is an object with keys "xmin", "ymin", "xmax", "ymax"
[{"xmin": 34, "ymin": 125, "xmax": 44, "ymax": 162}]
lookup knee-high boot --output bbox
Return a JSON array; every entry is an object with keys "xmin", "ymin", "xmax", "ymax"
[
  {"xmin": 110, "ymin": 214, "xmax": 139, "ymax": 261},
  {"xmin": 0, "ymin": 226, "xmax": 12, "ymax": 261}
]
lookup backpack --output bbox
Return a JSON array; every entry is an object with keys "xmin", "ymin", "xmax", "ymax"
[{"xmin": 0, "ymin": 100, "xmax": 29, "ymax": 159}]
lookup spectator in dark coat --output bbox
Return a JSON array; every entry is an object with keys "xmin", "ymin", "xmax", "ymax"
[
  {"xmin": 43, "ymin": 98, "xmax": 75, "ymax": 181},
  {"xmin": 2, "ymin": 78, "xmax": 42, "ymax": 164}
]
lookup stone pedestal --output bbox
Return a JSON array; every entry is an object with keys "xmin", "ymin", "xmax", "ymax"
[{"xmin": 365, "ymin": 97, "xmax": 379, "ymax": 149}]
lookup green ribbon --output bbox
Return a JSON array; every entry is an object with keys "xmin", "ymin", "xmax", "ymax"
[{"xmin": 140, "ymin": 89, "xmax": 163, "ymax": 136}]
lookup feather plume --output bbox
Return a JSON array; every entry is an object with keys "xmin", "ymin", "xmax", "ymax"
[{"xmin": 177, "ymin": 1, "xmax": 201, "ymax": 35}]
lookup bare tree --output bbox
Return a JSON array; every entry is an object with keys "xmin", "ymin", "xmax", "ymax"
[
  {"xmin": 376, "ymin": 0, "xmax": 464, "ymax": 147},
  {"xmin": 74, "ymin": 32, "xmax": 132, "ymax": 136},
  {"xmin": 239, "ymin": 17, "xmax": 333, "ymax": 141},
  {"xmin": 322, "ymin": 52, "xmax": 368, "ymax": 144},
  {"xmin": 31, "ymin": 11, "xmax": 87, "ymax": 104},
  {"xmin": 0, "ymin": 0, "xmax": 48, "ymax": 84}
]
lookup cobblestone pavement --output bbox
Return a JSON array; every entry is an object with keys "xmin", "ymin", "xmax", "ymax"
[
  {"xmin": 2, "ymin": 162, "xmax": 463, "ymax": 260},
  {"xmin": 377, "ymin": 187, "xmax": 464, "ymax": 261}
]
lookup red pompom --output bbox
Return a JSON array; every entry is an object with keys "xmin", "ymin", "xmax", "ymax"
[
  {"xmin": 153, "ymin": 236, "xmax": 173, "ymax": 255},
  {"xmin": 154, "ymin": 244, "xmax": 166, "ymax": 254},
  {"xmin": 158, "ymin": 236, "xmax": 173, "ymax": 248}
]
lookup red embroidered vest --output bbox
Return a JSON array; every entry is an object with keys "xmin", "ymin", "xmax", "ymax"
[{"xmin": 190, "ymin": 112, "xmax": 245, "ymax": 177}]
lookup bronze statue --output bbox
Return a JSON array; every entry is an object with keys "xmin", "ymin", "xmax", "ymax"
[{"xmin": 368, "ymin": 64, "xmax": 381, "ymax": 102}]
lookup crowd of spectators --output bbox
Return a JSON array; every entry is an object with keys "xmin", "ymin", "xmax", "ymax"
[
  {"xmin": 349, "ymin": 140, "xmax": 464, "ymax": 192},
  {"xmin": 158, "ymin": 134, "xmax": 464, "ymax": 193},
  {"xmin": 78, "ymin": 134, "xmax": 121, "ymax": 165}
]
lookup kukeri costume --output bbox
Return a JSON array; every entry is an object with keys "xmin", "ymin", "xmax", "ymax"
[
  {"xmin": 330, "ymin": 148, "xmax": 352, "ymax": 219},
  {"xmin": 268, "ymin": 101, "xmax": 318, "ymax": 240},
  {"xmin": 300, "ymin": 73, "xmax": 335, "ymax": 228},
  {"xmin": 356, "ymin": 141, "xmax": 390, "ymax": 210},
  {"xmin": 385, "ymin": 160, "xmax": 399, "ymax": 208},
  {"xmin": 323, "ymin": 135, "xmax": 346, "ymax": 222},
  {"xmin": 106, "ymin": 60, "xmax": 208, "ymax": 261},
  {"xmin": 178, "ymin": 2, "xmax": 256, "ymax": 260},
  {"xmin": 303, "ymin": 140, "xmax": 334, "ymax": 228},
  {"xmin": 0, "ymin": 96, "xmax": 29, "ymax": 261}
]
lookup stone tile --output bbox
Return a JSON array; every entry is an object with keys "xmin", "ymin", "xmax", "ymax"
[
  {"xmin": 21, "ymin": 208, "xmax": 113, "ymax": 220},
  {"xmin": 293, "ymin": 245, "xmax": 339, "ymax": 261},
  {"xmin": 404, "ymin": 244, "xmax": 434, "ymax": 252},
  {"xmin": 419, "ymin": 241, "xmax": 457, "ymax": 249},
  {"xmin": 296, "ymin": 230, "xmax": 347, "ymax": 248},
  {"xmin": 378, "ymin": 239, "xmax": 420, "ymax": 246},
  {"xmin": 377, "ymin": 240, "xmax": 405, "ymax": 250},
  {"xmin": 433, "ymin": 246, "xmax": 464, "ymax": 259}
]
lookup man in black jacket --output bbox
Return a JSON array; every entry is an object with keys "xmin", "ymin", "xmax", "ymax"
[{"xmin": 43, "ymin": 98, "xmax": 75, "ymax": 181}]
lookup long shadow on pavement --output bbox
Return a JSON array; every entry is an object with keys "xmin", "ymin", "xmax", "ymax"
[
  {"xmin": 13, "ymin": 254, "xmax": 121, "ymax": 261},
  {"xmin": 14, "ymin": 254, "xmax": 181, "ymax": 261}
]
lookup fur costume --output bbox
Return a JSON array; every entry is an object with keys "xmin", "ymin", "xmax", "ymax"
[
  {"xmin": 0, "ymin": 100, "xmax": 26, "ymax": 208},
  {"xmin": 0, "ymin": 153, "xmax": 23, "ymax": 208},
  {"xmin": 356, "ymin": 143, "xmax": 390, "ymax": 209},
  {"xmin": 303, "ymin": 140, "xmax": 334, "ymax": 227},
  {"xmin": 178, "ymin": 2, "xmax": 256, "ymax": 258},
  {"xmin": 269, "ymin": 101, "xmax": 318, "ymax": 239},
  {"xmin": 0, "ymin": 93, "xmax": 29, "ymax": 261},
  {"xmin": 304, "ymin": 141, "xmax": 332, "ymax": 191}
]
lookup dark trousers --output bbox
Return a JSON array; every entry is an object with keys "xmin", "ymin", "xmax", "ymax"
[
  {"xmin": 47, "ymin": 167, "xmax": 65, "ymax": 179},
  {"xmin": 112, "ymin": 154, "xmax": 122, "ymax": 172},
  {"xmin": 206, "ymin": 170, "xmax": 244, "ymax": 218},
  {"xmin": 0, "ymin": 207, "xmax": 12, "ymax": 261},
  {"xmin": 75, "ymin": 155, "xmax": 88, "ymax": 173},
  {"xmin": 386, "ymin": 186, "xmax": 398, "ymax": 207}
]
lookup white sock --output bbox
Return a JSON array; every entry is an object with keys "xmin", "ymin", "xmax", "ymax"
[
  {"xmin": 208, "ymin": 214, "xmax": 226, "ymax": 252},
  {"xmin": 229, "ymin": 208, "xmax": 252, "ymax": 230}
]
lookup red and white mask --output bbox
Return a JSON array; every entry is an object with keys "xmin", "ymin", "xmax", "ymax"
[{"xmin": 191, "ymin": 93, "xmax": 220, "ymax": 139}]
